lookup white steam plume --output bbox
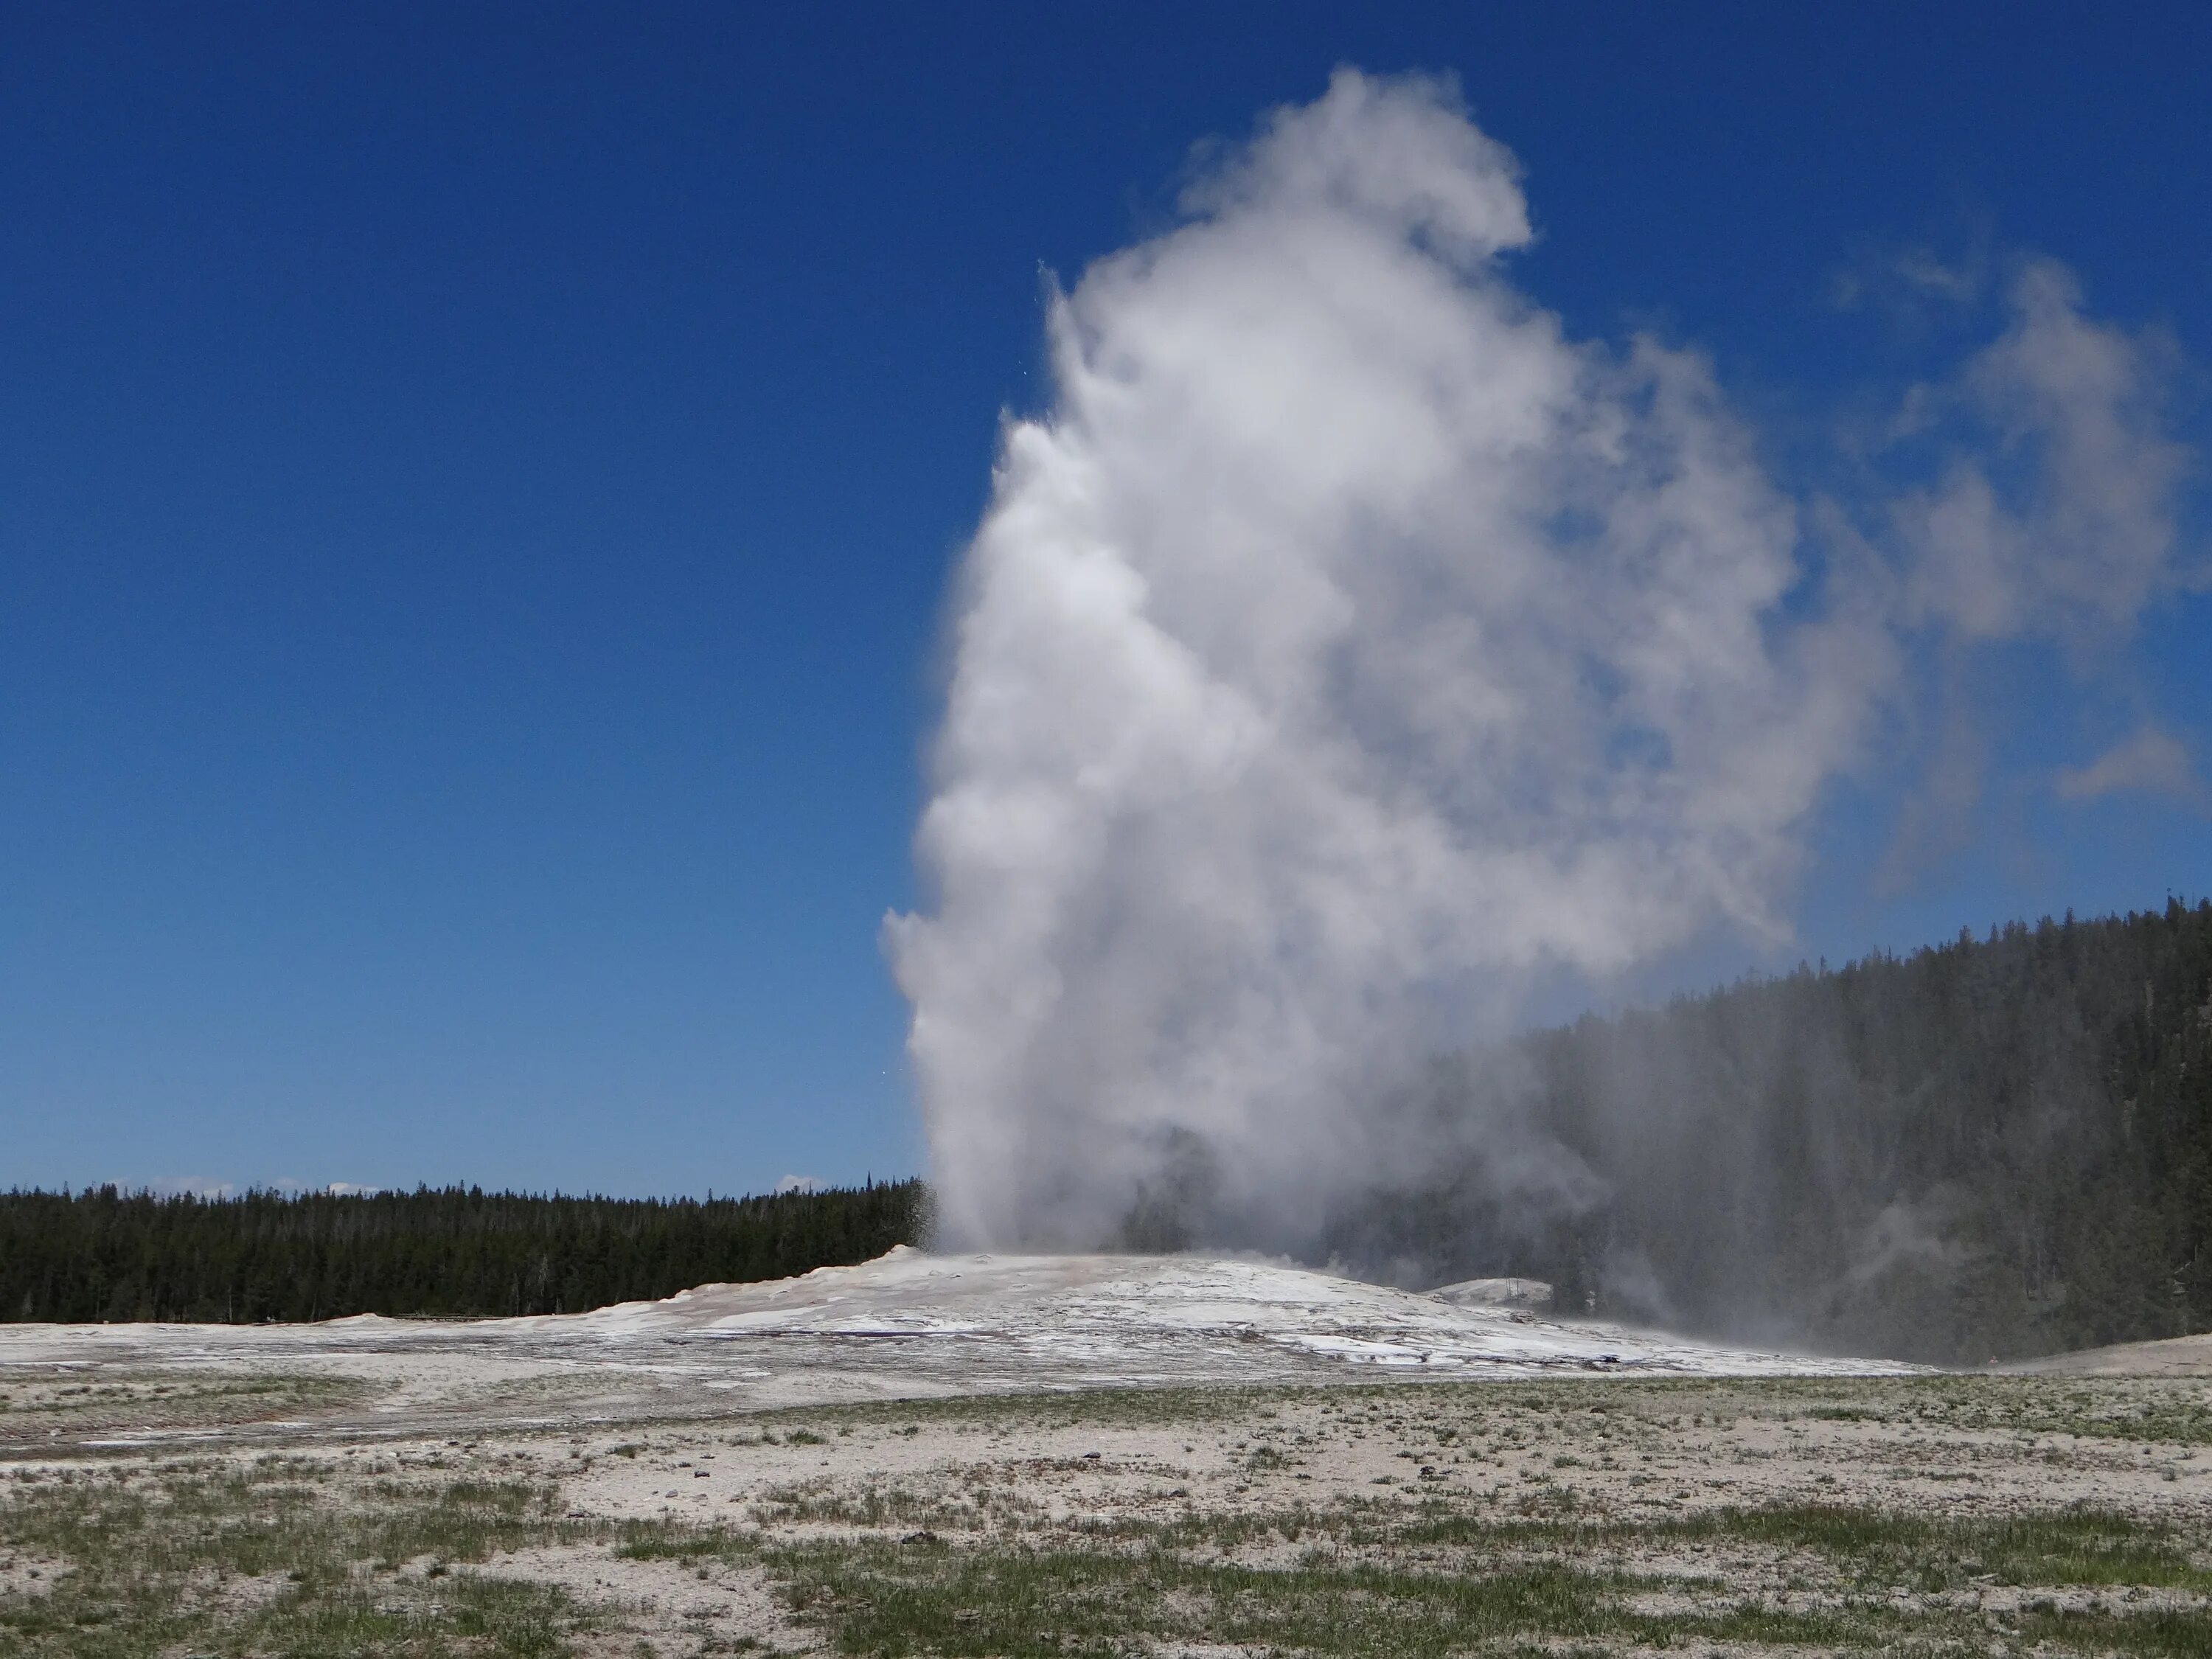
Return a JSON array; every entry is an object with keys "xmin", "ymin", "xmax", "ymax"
[{"xmin": 886, "ymin": 70, "xmax": 2193, "ymax": 1253}]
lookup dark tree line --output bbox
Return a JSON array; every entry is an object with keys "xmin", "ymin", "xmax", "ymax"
[
  {"xmin": 0, "ymin": 1178, "xmax": 926, "ymax": 1324},
  {"xmin": 1326, "ymin": 898, "xmax": 2212, "ymax": 1366}
]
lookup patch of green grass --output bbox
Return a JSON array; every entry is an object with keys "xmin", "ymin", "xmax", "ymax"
[
  {"xmin": 751, "ymin": 1520, "xmax": 2212, "ymax": 1657},
  {"xmin": 2007, "ymin": 1604, "xmax": 2212, "ymax": 1659},
  {"xmin": 1683, "ymin": 1503, "xmax": 2212, "ymax": 1593},
  {"xmin": 767, "ymin": 1539, "xmax": 1649, "ymax": 1658},
  {"xmin": 748, "ymin": 1477, "xmax": 1032, "ymax": 1532},
  {"xmin": 0, "ymin": 1458, "xmax": 605, "ymax": 1657},
  {"xmin": 1392, "ymin": 1498, "xmax": 2211, "ymax": 1593},
  {"xmin": 755, "ymin": 1533, "xmax": 2058, "ymax": 1658},
  {"xmin": 613, "ymin": 1522, "xmax": 758, "ymax": 1564}
]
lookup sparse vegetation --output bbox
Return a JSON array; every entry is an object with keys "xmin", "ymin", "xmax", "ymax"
[
  {"xmin": 10, "ymin": 1373, "xmax": 2212, "ymax": 1655},
  {"xmin": 0, "ymin": 1458, "xmax": 600, "ymax": 1657}
]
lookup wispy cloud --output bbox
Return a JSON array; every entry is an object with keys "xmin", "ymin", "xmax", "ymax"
[
  {"xmin": 1896, "ymin": 261, "xmax": 2189, "ymax": 644},
  {"xmin": 2056, "ymin": 726, "xmax": 2208, "ymax": 808},
  {"xmin": 1834, "ymin": 245, "xmax": 1986, "ymax": 313}
]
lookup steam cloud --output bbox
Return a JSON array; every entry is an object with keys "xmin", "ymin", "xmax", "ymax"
[{"xmin": 886, "ymin": 71, "xmax": 2194, "ymax": 1256}]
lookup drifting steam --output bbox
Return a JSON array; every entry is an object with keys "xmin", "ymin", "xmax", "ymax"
[{"xmin": 887, "ymin": 72, "xmax": 2193, "ymax": 1258}]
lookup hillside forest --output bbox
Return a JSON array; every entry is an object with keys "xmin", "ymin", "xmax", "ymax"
[{"xmin": 1321, "ymin": 899, "xmax": 2212, "ymax": 1365}]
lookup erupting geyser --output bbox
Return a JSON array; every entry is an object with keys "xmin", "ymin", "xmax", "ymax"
[{"xmin": 886, "ymin": 71, "xmax": 2189, "ymax": 1259}]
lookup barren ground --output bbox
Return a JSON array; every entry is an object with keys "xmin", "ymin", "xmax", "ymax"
[{"xmin": 5, "ymin": 1254, "xmax": 2211, "ymax": 1655}]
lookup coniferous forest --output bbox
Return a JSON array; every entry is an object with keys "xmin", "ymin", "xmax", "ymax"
[
  {"xmin": 0, "ymin": 1179, "xmax": 925, "ymax": 1324},
  {"xmin": 1324, "ymin": 898, "xmax": 2212, "ymax": 1366},
  {"xmin": 1549, "ymin": 897, "xmax": 2212, "ymax": 1364}
]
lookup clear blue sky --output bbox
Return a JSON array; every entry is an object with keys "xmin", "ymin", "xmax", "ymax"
[{"xmin": 4, "ymin": 3, "xmax": 2208, "ymax": 1197}]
